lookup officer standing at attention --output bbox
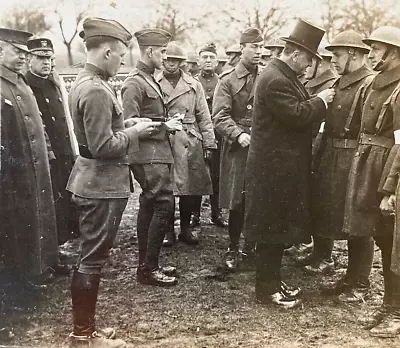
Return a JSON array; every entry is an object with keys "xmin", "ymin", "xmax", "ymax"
[
  {"xmin": 66, "ymin": 17, "xmax": 157, "ymax": 348},
  {"xmin": 122, "ymin": 29, "xmax": 182, "ymax": 287},
  {"xmin": 190, "ymin": 42, "xmax": 228, "ymax": 228},
  {"xmin": 25, "ymin": 37, "xmax": 78, "ymax": 247},
  {"xmin": 213, "ymin": 28, "xmax": 264, "ymax": 271}
]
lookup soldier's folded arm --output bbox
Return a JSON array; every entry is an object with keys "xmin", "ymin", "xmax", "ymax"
[
  {"xmin": 265, "ymin": 78, "xmax": 326, "ymax": 128},
  {"xmin": 212, "ymin": 79, "xmax": 243, "ymax": 142},
  {"xmin": 194, "ymin": 82, "xmax": 217, "ymax": 150},
  {"xmin": 80, "ymin": 86, "xmax": 139, "ymax": 159}
]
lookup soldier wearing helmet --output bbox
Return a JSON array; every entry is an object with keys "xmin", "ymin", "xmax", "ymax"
[
  {"xmin": 352, "ymin": 26, "xmax": 400, "ymax": 338},
  {"xmin": 304, "ymin": 32, "xmax": 375, "ymax": 291},
  {"xmin": 264, "ymin": 37, "xmax": 285, "ymax": 58},
  {"xmin": 185, "ymin": 53, "xmax": 200, "ymax": 76},
  {"xmin": 223, "ymin": 43, "xmax": 241, "ymax": 71},
  {"xmin": 157, "ymin": 41, "xmax": 217, "ymax": 246}
]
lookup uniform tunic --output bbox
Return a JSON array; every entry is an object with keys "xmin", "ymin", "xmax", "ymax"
[
  {"xmin": 0, "ymin": 64, "xmax": 58, "ymax": 278},
  {"xmin": 343, "ymin": 64, "xmax": 400, "ymax": 237},
  {"xmin": 212, "ymin": 60, "xmax": 261, "ymax": 211},
  {"xmin": 157, "ymin": 70, "xmax": 216, "ymax": 196},
  {"xmin": 313, "ymin": 66, "xmax": 374, "ymax": 239},
  {"xmin": 244, "ymin": 58, "xmax": 326, "ymax": 245},
  {"xmin": 25, "ymin": 70, "xmax": 76, "ymax": 243}
]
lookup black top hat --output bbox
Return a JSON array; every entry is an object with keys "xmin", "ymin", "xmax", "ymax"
[{"xmin": 281, "ymin": 19, "xmax": 325, "ymax": 58}]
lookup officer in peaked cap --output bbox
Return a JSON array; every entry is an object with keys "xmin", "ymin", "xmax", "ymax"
[
  {"xmin": 0, "ymin": 27, "xmax": 62, "ymax": 293},
  {"xmin": 189, "ymin": 42, "xmax": 228, "ymax": 231},
  {"xmin": 243, "ymin": 19, "xmax": 336, "ymax": 308},
  {"xmin": 213, "ymin": 27, "xmax": 264, "ymax": 272},
  {"xmin": 66, "ymin": 17, "xmax": 156, "ymax": 348},
  {"xmin": 27, "ymin": 38, "xmax": 54, "ymax": 56},
  {"xmin": 122, "ymin": 28, "xmax": 180, "ymax": 288}
]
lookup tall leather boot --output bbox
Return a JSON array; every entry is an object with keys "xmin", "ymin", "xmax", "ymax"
[
  {"xmin": 178, "ymin": 196, "xmax": 198, "ymax": 245},
  {"xmin": 136, "ymin": 195, "xmax": 154, "ymax": 266},
  {"xmin": 69, "ymin": 271, "xmax": 126, "ymax": 347}
]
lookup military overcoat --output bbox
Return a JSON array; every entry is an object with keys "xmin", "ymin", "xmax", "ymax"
[
  {"xmin": 244, "ymin": 58, "xmax": 326, "ymax": 244},
  {"xmin": 157, "ymin": 70, "xmax": 216, "ymax": 196},
  {"xmin": 313, "ymin": 66, "xmax": 374, "ymax": 239},
  {"xmin": 0, "ymin": 64, "xmax": 58, "ymax": 278},
  {"xmin": 343, "ymin": 64, "xmax": 400, "ymax": 237},
  {"xmin": 212, "ymin": 60, "xmax": 262, "ymax": 210}
]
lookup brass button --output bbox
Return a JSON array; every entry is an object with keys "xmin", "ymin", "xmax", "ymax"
[
  {"xmin": 370, "ymin": 102, "xmax": 374, "ymax": 109},
  {"xmin": 368, "ymin": 138, "xmax": 372, "ymax": 141},
  {"xmin": 16, "ymin": 96, "xmax": 21, "ymax": 101},
  {"xmin": 52, "ymin": 116, "xmax": 56, "ymax": 121},
  {"xmin": 247, "ymin": 105, "xmax": 252, "ymax": 110},
  {"xmin": 24, "ymin": 115, "xmax": 29, "ymax": 120},
  {"xmin": 45, "ymin": 98, "xmax": 50, "ymax": 103},
  {"xmin": 337, "ymin": 105, "xmax": 342, "ymax": 110}
]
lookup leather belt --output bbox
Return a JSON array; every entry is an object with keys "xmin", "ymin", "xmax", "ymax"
[
  {"xmin": 327, "ymin": 137, "xmax": 358, "ymax": 149},
  {"xmin": 79, "ymin": 145, "xmax": 94, "ymax": 159},
  {"xmin": 359, "ymin": 133, "xmax": 394, "ymax": 149}
]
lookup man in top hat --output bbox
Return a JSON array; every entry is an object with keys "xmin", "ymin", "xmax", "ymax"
[
  {"xmin": 122, "ymin": 28, "xmax": 182, "ymax": 287},
  {"xmin": 0, "ymin": 28, "xmax": 61, "ymax": 289},
  {"xmin": 344, "ymin": 26, "xmax": 400, "ymax": 338},
  {"xmin": 189, "ymin": 42, "xmax": 228, "ymax": 229},
  {"xmin": 305, "ymin": 32, "xmax": 374, "ymax": 283},
  {"xmin": 213, "ymin": 28, "xmax": 264, "ymax": 272},
  {"xmin": 66, "ymin": 17, "xmax": 158, "ymax": 347},
  {"xmin": 157, "ymin": 41, "xmax": 216, "ymax": 246},
  {"xmin": 25, "ymin": 37, "xmax": 79, "ymax": 250},
  {"xmin": 243, "ymin": 19, "xmax": 335, "ymax": 308}
]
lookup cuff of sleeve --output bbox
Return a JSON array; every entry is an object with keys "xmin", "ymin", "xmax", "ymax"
[
  {"xmin": 122, "ymin": 128, "xmax": 140, "ymax": 154},
  {"xmin": 317, "ymin": 96, "xmax": 328, "ymax": 109},
  {"xmin": 229, "ymin": 127, "xmax": 244, "ymax": 142},
  {"xmin": 382, "ymin": 175, "xmax": 398, "ymax": 195}
]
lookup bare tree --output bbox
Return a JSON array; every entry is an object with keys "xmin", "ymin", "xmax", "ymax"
[
  {"xmin": 1, "ymin": 6, "xmax": 51, "ymax": 35},
  {"xmin": 320, "ymin": 0, "xmax": 343, "ymax": 41}
]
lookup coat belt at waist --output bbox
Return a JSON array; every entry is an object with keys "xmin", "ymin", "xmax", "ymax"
[
  {"xmin": 327, "ymin": 137, "xmax": 358, "ymax": 149},
  {"xmin": 359, "ymin": 133, "xmax": 394, "ymax": 149}
]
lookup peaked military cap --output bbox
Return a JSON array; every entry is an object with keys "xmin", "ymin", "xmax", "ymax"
[
  {"xmin": 27, "ymin": 38, "xmax": 54, "ymax": 57},
  {"xmin": 0, "ymin": 28, "xmax": 32, "ymax": 52},
  {"xmin": 199, "ymin": 42, "xmax": 217, "ymax": 55},
  {"xmin": 79, "ymin": 17, "xmax": 132, "ymax": 46},
  {"xmin": 240, "ymin": 28, "xmax": 263, "ymax": 44},
  {"xmin": 134, "ymin": 28, "xmax": 171, "ymax": 47}
]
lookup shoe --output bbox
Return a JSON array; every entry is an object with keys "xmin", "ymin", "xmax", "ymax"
[
  {"xmin": 51, "ymin": 264, "xmax": 74, "ymax": 276},
  {"xmin": 257, "ymin": 291, "xmax": 302, "ymax": 309},
  {"xmin": 163, "ymin": 231, "xmax": 176, "ymax": 247},
  {"xmin": 284, "ymin": 243, "xmax": 313, "ymax": 257},
  {"xmin": 178, "ymin": 229, "xmax": 199, "ymax": 245},
  {"xmin": 359, "ymin": 304, "xmax": 392, "ymax": 329},
  {"xmin": 160, "ymin": 266, "xmax": 178, "ymax": 277},
  {"xmin": 224, "ymin": 249, "xmax": 239, "ymax": 272},
  {"xmin": 320, "ymin": 276, "xmax": 350, "ymax": 295},
  {"xmin": 211, "ymin": 216, "xmax": 228, "ymax": 228},
  {"xmin": 304, "ymin": 259, "xmax": 334, "ymax": 275},
  {"xmin": 136, "ymin": 267, "xmax": 178, "ymax": 287},
  {"xmin": 338, "ymin": 287, "xmax": 370, "ymax": 303},
  {"xmin": 280, "ymin": 281, "xmax": 302, "ymax": 299},
  {"xmin": 293, "ymin": 253, "xmax": 315, "ymax": 266},
  {"xmin": 69, "ymin": 331, "xmax": 126, "ymax": 347},
  {"xmin": 190, "ymin": 213, "xmax": 201, "ymax": 227},
  {"xmin": 98, "ymin": 328, "xmax": 116, "ymax": 339},
  {"xmin": 369, "ymin": 312, "xmax": 400, "ymax": 338}
]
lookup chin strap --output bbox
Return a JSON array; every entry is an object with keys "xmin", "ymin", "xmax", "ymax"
[
  {"xmin": 373, "ymin": 46, "xmax": 391, "ymax": 71},
  {"xmin": 343, "ymin": 49, "xmax": 355, "ymax": 75}
]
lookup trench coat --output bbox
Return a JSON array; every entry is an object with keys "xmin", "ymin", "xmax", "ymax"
[
  {"xmin": 243, "ymin": 58, "xmax": 326, "ymax": 245},
  {"xmin": 66, "ymin": 63, "xmax": 140, "ymax": 199},
  {"xmin": 312, "ymin": 66, "xmax": 374, "ymax": 239},
  {"xmin": 0, "ymin": 64, "xmax": 58, "ymax": 278},
  {"xmin": 343, "ymin": 64, "xmax": 400, "ymax": 237},
  {"xmin": 26, "ymin": 70, "xmax": 77, "ymax": 243},
  {"xmin": 212, "ymin": 60, "xmax": 262, "ymax": 211},
  {"xmin": 156, "ymin": 70, "xmax": 216, "ymax": 196}
]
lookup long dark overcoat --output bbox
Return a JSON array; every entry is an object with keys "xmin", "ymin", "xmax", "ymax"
[
  {"xmin": 0, "ymin": 65, "xmax": 58, "ymax": 279},
  {"xmin": 212, "ymin": 61, "xmax": 262, "ymax": 211},
  {"xmin": 343, "ymin": 64, "xmax": 400, "ymax": 237},
  {"xmin": 312, "ymin": 66, "xmax": 374, "ymax": 239},
  {"xmin": 157, "ymin": 70, "xmax": 216, "ymax": 196},
  {"xmin": 244, "ymin": 58, "xmax": 326, "ymax": 245}
]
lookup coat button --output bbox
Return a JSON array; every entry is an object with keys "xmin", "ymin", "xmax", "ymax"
[
  {"xmin": 368, "ymin": 138, "xmax": 372, "ymax": 141},
  {"xmin": 355, "ymin": 152, "xmax": 360, "ymax": 156},
  {"xmin": 58, "ymin": 97, "xmax": 62, "ymax": 102},
  {"xmin": 24, "ymin": 115, "xmax": 29, "ymax": 120},
  {"xmin": 52, "ymin": 116, "xmax": 56, "ymax": 121},
  {"xmin": 247, "ymin": 105, "xmax": 252, "ymax": 110},
  {"xmin": 370, "ymin": 102, "xmax": 374, "ymax": 109},
  {"xmin": 45, "ymin": 98, "xmax": 50, "ymax": 103},
  {"xmin": 337, "ymin": 105, "xmax": 342, "ymax": 109},
  {"xmin": 16, "ymin": 96, "xmax": 21, "ymax": 101}
]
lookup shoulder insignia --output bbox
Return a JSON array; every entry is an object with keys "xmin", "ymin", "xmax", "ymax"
[
  {"xmin": 4, "ymin": 98, "xmax": 13, "ymax": 106},
  {"xmin": 218, "ymin": 67, "xmax": 235, "ymax": 79}
]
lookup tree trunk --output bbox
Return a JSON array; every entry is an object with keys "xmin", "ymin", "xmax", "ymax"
[{"xmin": 66, "ymin": 44, "xmax": 74, "ymax": 66}]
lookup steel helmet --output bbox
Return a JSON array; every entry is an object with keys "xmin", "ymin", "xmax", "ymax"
[
  {"xmin": 165, "ymin": 41, "xmax": 187, "ymax": 60},
  {"xmin": 262, "ymin": 48, "xmax": 272, "ymax": 57},
  {"xmin": 186, "ymin": 53, "xmax": 197, "ymax": 64},
  {"xmin": 264, "ymin": 38, "xmax": 285, "ymax": 49},
  {"xmin": 218, "ymin": 55, "xmax": 228, "ymax": 62},
  {"xmin": 363, "ymin": 26, "xmax": 400, "ymax": 48},
  {"xmin": 318, "ymin": 46, "xmax": 333, "ymax": 59},
  {"xmin": 325, "ymin": 30, "xmax": 370, "ymax": 53},
  {"xmin": 226, "ymin": 44, "xmax": 241, "ymax": 54}
]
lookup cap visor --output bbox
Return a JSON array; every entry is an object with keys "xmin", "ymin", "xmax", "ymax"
[{"xmin": 10, "ymin": 43, "xmax": 29, "ymax": 53}]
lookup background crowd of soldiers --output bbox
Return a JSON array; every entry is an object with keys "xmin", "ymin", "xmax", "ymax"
[{"xmin": 1, "ymin": 12, "xmax": 400, "ymax": 348}]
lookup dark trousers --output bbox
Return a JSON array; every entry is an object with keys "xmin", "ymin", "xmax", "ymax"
[
  {"xmin": 313, "ymin": 236, "xmax": 334, "ymax": 260},
  {"xmin": 256, "ymin": 243, "xmax": 285, "ymax": 296},
  {"xmin": 131, "ymin": 164, "xmax": 174, "ymax": 270},
  {"xmin": 374, "ymin": 235, "xmax": 400, "ymax": 309},
  {"xmin": 179, "ymin": 195, "xmax": 199, "ymax": 230},
  {"xmin": 346, "ymin": 236, "xmax": 374, "ymax": 288},
  {"xmin": 72, "ymin": 195, "xmax": 128, "ymax": 275}
]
